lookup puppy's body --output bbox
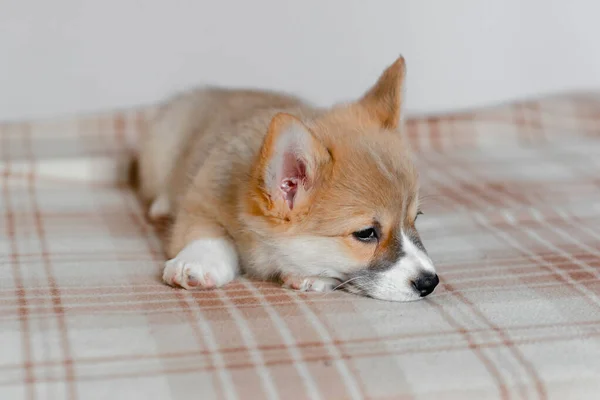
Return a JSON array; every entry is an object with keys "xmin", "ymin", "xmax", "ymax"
[
  {"xmin": 139, "ymin": 87, "xmax": 310, "ymax": 217},
  {"xmin": 139, "ymin": 57, "xmax": 439, "ymax": 301}
]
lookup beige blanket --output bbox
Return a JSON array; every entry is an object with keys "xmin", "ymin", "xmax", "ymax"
[{"xmin": 1, "ymin": 93, "xmax": 599, "ymax": 399}]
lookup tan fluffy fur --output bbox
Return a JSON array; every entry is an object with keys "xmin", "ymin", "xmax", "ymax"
[{"xmin": 138, "ymin": 57, "xmax": 436, "ymax": 300}]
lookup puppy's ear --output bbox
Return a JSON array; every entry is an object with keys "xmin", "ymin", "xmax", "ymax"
[
  {"xmin": 254, "ymin": 113, "xmax": 330, "ymax": 219},
  {"xmin": 359, "ymin": 56, "xmax": 406, "ymax": 130}
]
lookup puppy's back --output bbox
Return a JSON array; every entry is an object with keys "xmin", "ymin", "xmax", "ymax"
[{"xmin": 138, "ymin": 87, "xmax": 308, "ymax": 217}]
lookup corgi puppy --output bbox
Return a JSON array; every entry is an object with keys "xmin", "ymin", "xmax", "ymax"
[{"xmin": 138, "ymin": 56, "xmax": 438, "ymax": 302}]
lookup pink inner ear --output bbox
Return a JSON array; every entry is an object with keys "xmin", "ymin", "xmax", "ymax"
[{"xmin": 280, "ymin": 151, "xmax": 307, "ymax": 210}]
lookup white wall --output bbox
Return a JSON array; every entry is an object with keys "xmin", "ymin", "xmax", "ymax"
[{"xmin": 1, "ymin": 0, "xmax": 599, "ymax": 121}]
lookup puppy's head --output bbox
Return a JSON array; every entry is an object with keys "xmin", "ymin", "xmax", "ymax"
[{"xmin": 246, "ymin": 56, "xmax": 438, "ymax": 301}]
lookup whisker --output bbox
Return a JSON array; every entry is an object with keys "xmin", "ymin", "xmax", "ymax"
[
  {"xmin": 332, "ymin": 276, "xmax": 362, "ymax": 291},
  {"xmin": 318, "ymin": 276, "xmax": 363, "ymax": 299},
  {"xmin": 418, "ymin": 194, "xmax": 443, "ymax": 207}
]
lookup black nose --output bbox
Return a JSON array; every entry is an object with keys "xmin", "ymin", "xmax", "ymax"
[{"xmin": 412, "ymin": 273, "xmax": 439, "ymax": 297}]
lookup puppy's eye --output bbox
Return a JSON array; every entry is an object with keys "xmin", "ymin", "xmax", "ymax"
[
  {"xmin": 415, "ymin": 211, "xmax": 423, "ymax": 221},
  {"xmin": 352, "ymin": 228, "xmax": 378, "ymax": 243}
]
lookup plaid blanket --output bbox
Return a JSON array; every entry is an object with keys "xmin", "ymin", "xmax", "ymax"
[{"xmin": 1, "ymin": 93, "xmax": 599, "ymax": 400}]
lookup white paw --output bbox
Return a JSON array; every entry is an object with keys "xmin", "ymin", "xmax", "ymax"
[
  {"xmin": 281, "ymin": 275, "xmax": 341, "ymax": 293},
  {"xmin": 163, "ymin": 238, "xmax": 239, "ymax": 290}
]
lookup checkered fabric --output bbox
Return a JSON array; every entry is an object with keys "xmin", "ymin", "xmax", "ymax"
[{"xmin": 1, "ymin": 93, "xmax": 600, "ymax": 400}]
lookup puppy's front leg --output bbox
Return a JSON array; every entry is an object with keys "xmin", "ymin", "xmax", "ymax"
[
  {"xmin": 281, "ymin": 274, "xmax": 341, "ymax": 293},
  {"xmin": 163, "ymin": 209, "xmax": 239, "ymax": 290}
]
